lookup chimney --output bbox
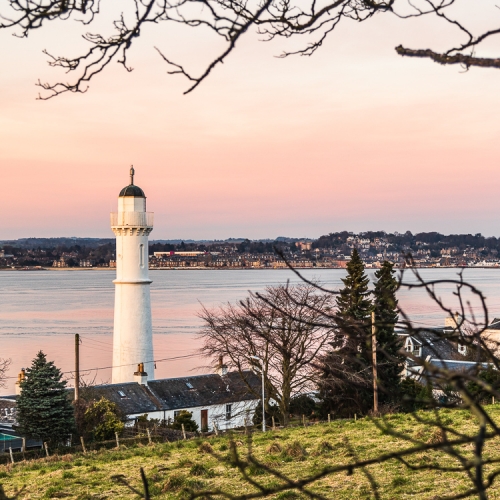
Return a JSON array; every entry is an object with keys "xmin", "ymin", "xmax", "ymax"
[
  {"xmin": 445, "ymin": 313, "xmax": 462, "ymax": 330},
  {"xmin": 216, "ymin": 356, "xmax": 228, "ymax": 376},
  {"xmin": 134, "ymin": 363, "xmax": 148, "ymax": 385},
  {"xmin": 15, "ymin": 368, "xmax": 26, "ymax": 395}
]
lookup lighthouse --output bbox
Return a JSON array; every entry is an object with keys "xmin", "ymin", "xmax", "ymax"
[{"xmin": 111, "ymin": 167, "xmax": 154, "ymax": 383}]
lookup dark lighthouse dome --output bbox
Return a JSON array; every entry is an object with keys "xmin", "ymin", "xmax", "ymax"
[{"xmin": 119, "ymin": 166, "xmax": 146, "ymax": 197}]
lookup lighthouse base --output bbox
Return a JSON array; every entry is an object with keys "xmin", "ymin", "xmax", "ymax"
[{"xmin": 112, "ymin": 281, "xmax": 154, "ymax": 384}]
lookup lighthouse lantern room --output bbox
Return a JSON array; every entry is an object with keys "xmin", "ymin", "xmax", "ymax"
[{"xmin": 110, "ymin": 167, "xmax": 154, "ymax": 383}]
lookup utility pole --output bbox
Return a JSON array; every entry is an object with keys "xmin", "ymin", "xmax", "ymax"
[
  {"xmin": 75, "ymin": 333, "xmax": 80, "ymax": 402},
  {"xmin": 371, "ymin": 311, "xmax": 378, "ymax": 414}
]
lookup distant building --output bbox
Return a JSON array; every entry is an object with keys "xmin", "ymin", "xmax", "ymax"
[
  {"xmin": 296, "ymin": 241, "xmax": 312, "ymax": 251},
  {"xmin": 52, "ymin": 257, "xmax": 68, "ymax": 268}
]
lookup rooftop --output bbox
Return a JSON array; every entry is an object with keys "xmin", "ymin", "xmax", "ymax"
[{"xmin": 119, "ymin": 166, "xmax": 145, "ymax": 198}]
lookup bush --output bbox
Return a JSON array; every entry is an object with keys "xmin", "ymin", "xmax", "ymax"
[
  {"xmin": 83, "ymin": 397, "xmax": 125, "ymax": 441},
  {"xmin": 399, "ymin": 378, "xmax": 435, "ymax": 412},
  {"xmin": 466, "ymin": 366, "xmax": 500, "ymax": 404},
  {"xmin": 289, "ymin": 395, "xmax": 318, "ymax": 418},
  {"xmin": 252, "ymin": 401, "xmax": 281, "ymax": 427},
  {"xmin": 172, "ymin": 411, "xmax": 199, "ymax": 432}
]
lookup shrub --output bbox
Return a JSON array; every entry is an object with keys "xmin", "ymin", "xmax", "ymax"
[
  {"xmin": 289, "ymin": 395, "xmax": 318, "ymax": 418},
  {"xmin": 83, "ymin": 397, "xmax": 125, "ymax": 441},
  {"xmin": 466, "ymin": 366, "xmax": 500, "ymax": 404},
  {"xmin": 399, "ymin": 378, "xmax": 435, "ymax": 412},
  {"xmin": 172, "ymin": 411, "xmax": 199, "ymax": 432},
  {"xmin": 253, "ymin": 401, "xmax": 281, "ymax": 427}
]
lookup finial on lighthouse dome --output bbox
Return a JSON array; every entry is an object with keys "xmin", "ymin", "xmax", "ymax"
[{"xmin": 119, "ymin": 165, "xmax": 145, "ymax": 197}]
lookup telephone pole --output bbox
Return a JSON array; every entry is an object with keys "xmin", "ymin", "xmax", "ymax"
[
  {"xmin": 371, "ymin": 311, "xmax": 378, "ymax": 414},
  {"xmin": 75, "ymin": 333, "xmax": 80, "ymax": 402}
]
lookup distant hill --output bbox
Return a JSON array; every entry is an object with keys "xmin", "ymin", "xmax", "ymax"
[{"xmin": 0, "ymin": 237, "xmax": 114, "ymax": 249}]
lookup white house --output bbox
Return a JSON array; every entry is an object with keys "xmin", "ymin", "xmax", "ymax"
[{"xmin": 91, "ymin": 368, "xmax": 261, "ymax": 431}]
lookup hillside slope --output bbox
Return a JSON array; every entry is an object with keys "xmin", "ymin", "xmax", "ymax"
[{"xmin": 1, "ymin": 407, "xmax": 499, "ymax": 499}]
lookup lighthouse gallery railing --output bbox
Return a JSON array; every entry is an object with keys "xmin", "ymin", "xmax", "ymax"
[{"xmin": 110, "ymin": 212, "xmax": 154, "ymax": 227}]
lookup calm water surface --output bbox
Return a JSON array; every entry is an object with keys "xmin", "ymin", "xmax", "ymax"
[{"xmin": 1, "ymin": 268, "xmax": 500, "ymax": 395}]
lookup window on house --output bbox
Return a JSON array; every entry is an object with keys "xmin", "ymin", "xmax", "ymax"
[
  {"xmin": 226, "ymin": 404, "xmax": 232, "ymax": 420},
  {"xmin": 186, "ymin": 382, "xmax": 194, "ymax": 389},
  {"xmin": 174, "ymin": 410, "xmax": 182, "ymax": 419},
  {"xmin": 118, "ymin": 390, "xmax": 126, "ymax": 398},
  {"xmin": 458, "ymin": 343, "xmax": 467, "ymax": 355}
]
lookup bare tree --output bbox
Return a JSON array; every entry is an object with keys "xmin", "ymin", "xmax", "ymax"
[
  {"xmin": 198, "ymin": 283, "xmax": 335, "ymax": 426},
  {"xmin": 0, "ymin": 358, "xmax": 11, "ymax": 389},
  {"xmin": 0, "ymin": 1, "xmax": 499, "ymax": 99}
]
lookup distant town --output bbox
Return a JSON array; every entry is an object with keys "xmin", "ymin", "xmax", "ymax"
[{"xmin": 2, "ymin": 231, "xmax": 500, "ymax": 270}]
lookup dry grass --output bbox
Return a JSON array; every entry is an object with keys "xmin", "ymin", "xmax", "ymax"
[{"xmin": 2, "ymin": 406, "xmax": 500, "ymax": 498}]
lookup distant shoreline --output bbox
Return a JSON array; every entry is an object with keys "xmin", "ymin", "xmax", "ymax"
[{"xmin": 2, "ymin": 266, "xmax": 500, "ymax": 272}]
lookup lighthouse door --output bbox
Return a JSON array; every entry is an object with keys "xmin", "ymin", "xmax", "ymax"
[{"xmin": 201, "ymin": 409, "xmax": 208, "ymax": 431}]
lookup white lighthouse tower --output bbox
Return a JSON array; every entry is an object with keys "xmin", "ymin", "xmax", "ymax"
[{"xmin": 111, "ymin": 167, "xmax": 154, "ymax": 383}]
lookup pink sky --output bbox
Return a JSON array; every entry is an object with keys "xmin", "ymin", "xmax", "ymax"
[{"xmin": 1, "ymin": 7, "xmax": 499, "ymax": 240}]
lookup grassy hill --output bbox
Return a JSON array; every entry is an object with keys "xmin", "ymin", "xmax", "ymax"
[{"xmin": 1, "ymin": 406, "xmax": 499, "ymax": 499}]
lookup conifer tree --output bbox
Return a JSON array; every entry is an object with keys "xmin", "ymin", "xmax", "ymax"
[
  {"xmin": 336, "ymin": 248, "xmax": 372, "ymax": 322},
  {"xmin": 16, "ymin": 351, "xmax": 75, "ymax": 445},
  {"xmin": 319, "ymin": 249, "xmax": 373, "ymax": 416},
  {"xmin": 372, "ymin": 261, "xmax": 404, "ymax": 405}
]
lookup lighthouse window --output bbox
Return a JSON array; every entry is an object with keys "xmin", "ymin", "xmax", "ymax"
[{"xmin": 140, "ymin": 244, "xmax": 144, "ymax": 268}]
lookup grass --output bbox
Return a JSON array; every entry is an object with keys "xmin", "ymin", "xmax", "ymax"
[{"xmin": 2, "ymin": 406, "xmax": 500, "ymax": 498}]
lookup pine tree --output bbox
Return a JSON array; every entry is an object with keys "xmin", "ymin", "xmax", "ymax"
[
  {"xmin": 16, "ymin": 351, "xmax": 75, "ymax": 445},
  {"xmin": 336, "ymin": 248, "xmax": 372, "ymax": 322},
  {"xmin": 319, "ymin": 249, "xmax": 373, "ymax": 416},
  {"xmin": 373, "ymin": 261, "xmax": 404, "ymax": 405}
]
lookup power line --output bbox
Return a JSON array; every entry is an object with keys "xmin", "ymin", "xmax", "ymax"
[{"xmin": 3, "ymin": 353, "xmax": 200, "ymax": 380}]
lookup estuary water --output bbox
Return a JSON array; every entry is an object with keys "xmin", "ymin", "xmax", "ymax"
[{"xmin": 1, "ymin": 268, "xmax": 500, "ymax": 395}]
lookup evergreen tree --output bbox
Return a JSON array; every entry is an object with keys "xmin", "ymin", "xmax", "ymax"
[
  {"xmin": 372, "ymin": 261, "xmax": 404, "ymax": 405},
  {"xmin": 336, "ymin": 248, "xmax": 372, "ymax": 322},
  {"xmin": 16, "ymin": 351, "xmax": 75, "ymax": 445},
  {"xmin": 319, "ymin": 249, "xmax": 373, "ymax": 416}
]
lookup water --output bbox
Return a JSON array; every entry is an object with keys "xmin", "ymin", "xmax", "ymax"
[{"xmin": 1, "ymin": 267, "xmax": 500, "ymax": 395}]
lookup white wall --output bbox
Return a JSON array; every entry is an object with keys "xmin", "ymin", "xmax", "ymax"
[{"xmin": 126, "ymin": 399, "xmax": 259, "ymax": 431}]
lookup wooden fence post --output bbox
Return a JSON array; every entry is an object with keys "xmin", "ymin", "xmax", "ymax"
[
  {"xmin": 213, "ymin": 422, "xmax": 219, "ymax": 436},
  {"xmin": 272, "ymin": 416, "xmax": 275, "ymax": 431},
  {"xmin": 44, "ymin": 442, "xmax": 49, "ymax": 457},
  {"xmin": 115, "ymin": 432, "xmax": 120, "ymax": 449},
  {"xmin": 181, "ymin": 424, "xmax": 186, "ymax": 440},
  {"xmin": 354, "ymin": 413, "xmax": 357, "ymax": 422},
  {"xmin": 9, "ymin": 447, "xmax": 14, "ymax": 464},
  {"xmin": 80, "ymin": 436, "xmax": 87, "ymax": 454},
  {"xmin": 302, "ymin": 415, "xmax": 306, "ymax": 428},
  {"xmin": 328, "ymin": 414, "xmax": 331, "ymax": 424},
  {"xmin": 147, "ymin": 428, "xmax": 152, "ymax": 445},
  {"xmin": 22, "ymin": 438, "xmax": 26, "ymax": 453}
]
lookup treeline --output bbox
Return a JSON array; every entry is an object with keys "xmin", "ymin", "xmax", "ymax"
[{"xmin": 314, "ymin": 230, "xmax": 499, "ymax": 251}]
